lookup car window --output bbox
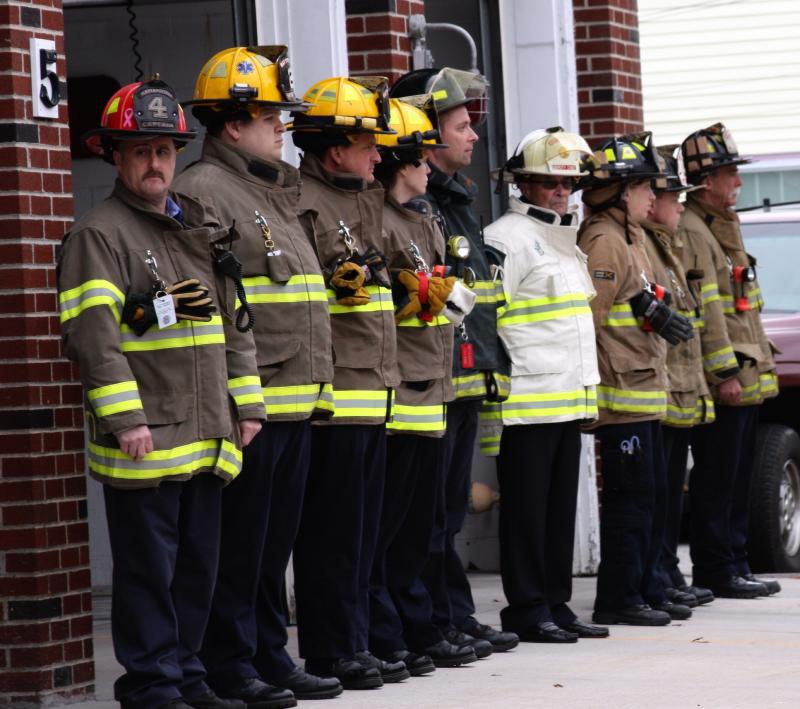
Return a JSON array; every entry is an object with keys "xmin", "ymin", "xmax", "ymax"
[{"xmin": 741, "ymin": 221, "xmax": 800, "ymax": 312}]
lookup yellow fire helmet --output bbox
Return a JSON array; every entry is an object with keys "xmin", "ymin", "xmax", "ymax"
[
  {"xmin": 376, "ymin": 98, "xmax": 447, "ymax": 151},
  {"xmin": 184, "ymin": 45, "xmax": 307, "ymax": 114},
  {"xmin": 493, "ymin": 126, "xmax": 592, "ymax": 183},
  {"xmin": 288, "ymin": 76, "xmax": 395, "ymax": 135}
]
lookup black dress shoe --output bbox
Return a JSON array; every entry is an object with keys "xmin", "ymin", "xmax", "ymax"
[
  {"xmin": 743, "ymin": 573, "xmax": 781, "ymax": 595},
  {"xmin": 560, "ymin": 619, "xmax": 609, "ymax": 638},
  {"xmin": 652, "ymin": 601, "xmax": 692, "ymax": 620},
  {"xmin": 464, "ymin": 623, "xmax": 520, "ymax": 652},
  {"xmin": 271, "ymin": 667, "xmax": 342, "ymax": 700},
  {"xmin": 217, "ymin": 679, "xmax": 296, "ymax": 709},
  {"xmin": 517, "ymin": 621, "xmax": 578, "ymax": 643},
  {"xmin": 304, "ymin": 658, "xmax": 382, "ymax": 690},
  {"xmin": 356, "ymin": 651, "xmax": 410, "ymax": 683},
  {"xmin": 444, "ymin": 629, "xmax": 493, "ymax": 659},
  {"xmin": 417, "ymin": 640, "xmax": 477, "ymax": 668},
  {"xmin": 382, "ymin": 650, "xmax": 435, "ymax": 677},
  {"xmin": 592, "ymin": 604, "xmax": 671, "ymax": 626},
  {"xmin": 705, "ymin": 576, "xmax": 766, "ymax": 599},
  {"xmin": 665, "ymin": 587, "xmax": 699, "ymax": 608},
  {"xmin": 679, "ymin": 584, "xmax": 715, "ymax": 605},
  {"xmin": 184, "ymin": 691, "xmax": 247, "ymax": 709},
  {"xmin": 158, "ymin": 701, "xmax": 193, "ymax": 709}
]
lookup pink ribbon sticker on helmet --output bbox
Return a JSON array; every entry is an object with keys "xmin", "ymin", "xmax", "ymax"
[{"xmin": 122, "ymin": 108, "xmax": 134, "ymax": 129}]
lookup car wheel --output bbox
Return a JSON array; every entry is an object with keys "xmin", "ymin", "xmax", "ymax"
[{"xmin": 748, "ymin": 423, "xmax": 800, "ymax": 572}]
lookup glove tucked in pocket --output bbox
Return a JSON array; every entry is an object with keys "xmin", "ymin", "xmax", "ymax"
[
  {"xmin": 331, "ymin": 261, "xmax": 370, "ymax": 306},
  {"xmin": 442, "ymin": 280, "xmax": 477, "ymax": 325}
]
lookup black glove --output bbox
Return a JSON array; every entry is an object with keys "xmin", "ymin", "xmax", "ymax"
[
  {"xmin": 630, "ymin": 290, "xmax": 694, "ymax": 345},
  {"xmin": 121, "ymin": 280, "xmax": 216, "ymax": 336}
]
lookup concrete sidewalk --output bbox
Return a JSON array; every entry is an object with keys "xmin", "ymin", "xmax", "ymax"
[{"xmin": 76, "ymin": 561, "xmax": 800, "ymax": 709}]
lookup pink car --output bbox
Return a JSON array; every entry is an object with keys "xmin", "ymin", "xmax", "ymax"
[{"xmin": 738, "ymin": 209, "xmax": 800, "ymax": 571}]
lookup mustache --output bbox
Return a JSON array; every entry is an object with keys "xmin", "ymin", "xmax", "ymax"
[{"xmin": 143, "ymin": 171, "xmax": 165, "ymax": 180}]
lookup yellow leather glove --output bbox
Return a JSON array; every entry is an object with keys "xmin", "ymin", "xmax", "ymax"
[
  {"xmin": 331, "ymin": 261, "xmax": 370, "ymax": 306},
  {"xmin": 394, "ymin": 269, "xmax": 423, "ymax": 322},
  {"xmin": 425, "ymin": 276, "xmax": 456, "ymax": 316}
]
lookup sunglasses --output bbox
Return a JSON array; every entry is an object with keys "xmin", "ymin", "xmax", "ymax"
[{"xmin": 526, "ymin": 177, "xmax": 577, "ymax": 191}]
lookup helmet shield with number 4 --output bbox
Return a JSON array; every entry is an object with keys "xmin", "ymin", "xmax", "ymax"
[{"xmin": 83, "ymin": 78, "xmax": 196, "ymax": 164}]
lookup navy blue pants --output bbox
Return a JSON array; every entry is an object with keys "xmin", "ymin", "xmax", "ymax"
[
  {"xmin": 497, "ymin": 422, "xmax": 581, "ymax": 630},
  {"xmin": 594, "ymin": 421, "xmax": 666, "ymax": 612},
  {"xmin": 202, "ymin": 422, "xmax": 311, "ymax": 691},
  {"xmin": 293, "ymin": 425, "xmax": 386, "ymax": 660},
  {"xmin": 690, "ymin": 405, "xmax": 759, "ymax": 584},
  {"xmin": 104, "ymin": 473, "xmax": 223, "ymax": 709},
  {"xmin": 422, "ymin": 399, "xmax": 480, "ymax": 634},
  {"xmin": 369, "ymin": 435, "xmax": 444, "ymax": 655},
  {"xmin": 658, "ymin": 425, "xmax": 692, "ymax": 589}
]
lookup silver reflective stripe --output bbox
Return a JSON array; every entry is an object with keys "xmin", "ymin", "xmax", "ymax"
[
  {"xmin": 120, "ymin": 321, "xmax": 224, "ymax": 344},
  {"xmin": 89, "ymin": 444, "xmax": 221, "ymax": 471},
  {"xmin": 92, "ymin": 389, "xmax": 141, "ymax": 413}
]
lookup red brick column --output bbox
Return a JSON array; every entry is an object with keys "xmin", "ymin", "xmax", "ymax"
[
  {"xmin": 0, "ymin": 1, "xmax": 94, "ymax": 704},
  {"xmin": 345, "ymin": 0, "xmax": 424, "ymax": 84},
  {"xmin": 573, "ymin": 0, "xmax": 644, "ymax": 147}
]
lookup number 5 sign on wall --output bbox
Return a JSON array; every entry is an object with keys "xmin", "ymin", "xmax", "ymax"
[{"xmin": 30, "ymin": 38, "xmax": 61, "ymax": 119}]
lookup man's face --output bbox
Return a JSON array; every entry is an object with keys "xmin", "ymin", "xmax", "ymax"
[
  {"xmin": 113, "ymin": 137, "xmax": 176, "ymax": 207},
  {"xmin": 702, "ymin": 164, "xmax": 742, "ymax": 210},
  {"xmin": 648, "ymin": 190, "xmax": 684, "ymax": 231},
  {"xmin": 330, "ymin": 133, "xmax": 381, "ymax": 183},
  {"xmin": 227, "ymin": 107, "xmax": 285, "ymax": 162},
  {"xmin": 518, "ymin": 176, "xmax": 577, "ymax": 217},
  {"xmin": 429, "ymin": 105, "xmax": 478, "ymax": 175}
]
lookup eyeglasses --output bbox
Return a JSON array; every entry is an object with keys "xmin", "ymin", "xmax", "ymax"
[{"xmin": 526, "ymin": 178, "xmax": 577, "ymax": 191}]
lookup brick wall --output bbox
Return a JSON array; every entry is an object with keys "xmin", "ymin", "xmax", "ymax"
[
  {"xmin": 573, "ymin": 0, "xmax": 644, "ymax": 148},
  {"xmin": 0, "ymin": 1, "xmax": 94, "ymax": 704},
  {"xmin": 345, "ymin": 0, "xmax": 424, "ymax": 83}
]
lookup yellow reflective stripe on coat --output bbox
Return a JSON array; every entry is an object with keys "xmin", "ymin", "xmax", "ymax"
[
  {"xmin": 480, "ymin": 432, "xmax": 501, "ymax": 456},
  {"xmin": 120, "ymin": 316, "xmax": 225, "ymax": 352},
  {"xmin": 396, "ymin": 314, "xmax": 451, "ymax": 327},
  {"xmin": 327, "ymin": 285, "xmax": 394, "ymax": 314},
  {"xmin": 664, "ymin": 395, "xmax": 715, "ymax": 427},
  {"xmin": 263, "ymin": 383, "xmax": 334, "ymax": 416},
  {"xmin": 87, "ymin": 380, "xmax": 143, "ymax": 418},
  {"xmin": 88, "ymin": 437, "xmax": 242, "ymax": 481},
  {"xmin": 720, "ymin": 290, "xmax": 762, "ymax": 315},
  {"xmin": 481, "ymin": 388, "xmax": 598, "ymax": 421},
  {"xmin": 597, "ymin": 385, "xmax": 667, "ymax": 414},
  {"xmin": 494, "ymin": 372, "xmax": 511, "ymax": 400},
  {"xmin": 471, "ymin": 279, "xmax": 505, "ymax": 305},
  {"xmin": 739, "ymin": 381, "xmax": 762, "ymax": 404},
  {"xmin": 330, "ymin": 388, "xmax": 390, "ymax": 419},
  {"xmin": 452, "ymin": 372, "xmax": 486, "ymax": 398},
  {"xmin": 498, "ymin": 293, "xmax": 591, "ymax": 327},
  {"xmin": 386, "ymin": 403, "xmax": 446, "ymax": 433},
  {"xmin": 236, "ymin": 274, "xmax": 327, "ymax": 308},
  {"xmin": 59, "ymin": 279, "xmax": 125, "ymax": 324},
  {"xmin": 759, "ymin": 371, "xmax": 779, "ymax": 397},
  {"xmin": 703, "ymin": 345, "xmax": 737, "ymax": 373},
  {"xmin": 228, "ymin": 376, "xmax": 264, "ymax": 408},
  {"xmin": 700, "ymin": 282, "xmax": 720, "ymax": 305},
  {"xmin": 602, "ymin": 303, "xmax": 638, "ymax": 327},
  {"xmin": 315, "ymin": 383, "xmax": 335, "ymax": 414}
]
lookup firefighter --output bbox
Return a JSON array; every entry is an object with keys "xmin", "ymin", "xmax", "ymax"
[
  {"xmin": 287, "ymin": 76, "xmax": 402, "ymax": 690},
  {"xmin": 174, "ymin": 47, "xmax": 340, "ymax": 705},
  {"xmin": 59, "ymin": 78, "xmax": 264, "ymax": 709},
  {"xmin": 481, "ymin": 127, "xmax": 608, "ymax": 642},
  {"xmin": 391, "ymin": 67, "xmax": 518, "ymax": 654},
  {"xmin": 578, "ymin": 133, "xmax": 695, "ymax": 626},
  {"xmin": 368, "ymin": 97, "xmax": 481, "ymax": 673},
  {"xmin": 678, "ymin": 123, "xmax": 781, "ymax": 598},
  {"xmin": 640, "ymin": 145, "xmax": 716, "ymax": 608}
]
